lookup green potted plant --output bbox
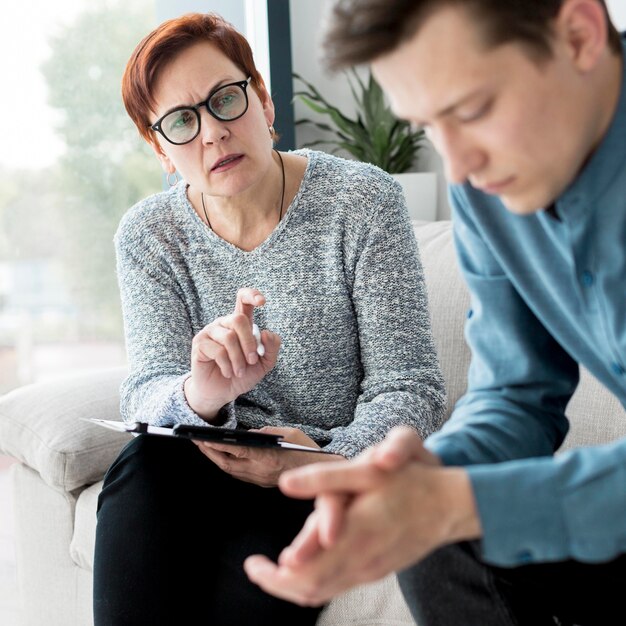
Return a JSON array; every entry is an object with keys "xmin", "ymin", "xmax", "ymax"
[{"xmin": 293, "ymin": 69, "xmax": 437, "ymax": 220}]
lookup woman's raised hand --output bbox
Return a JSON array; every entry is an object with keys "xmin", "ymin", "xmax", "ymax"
[{"xmin": 184, "ymin": 288, "xmax": 281, "ymax": 422}]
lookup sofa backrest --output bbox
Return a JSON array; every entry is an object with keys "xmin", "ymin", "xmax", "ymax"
[
  {"xmin": 412, "ymin": 220, "xmax": 626, "ymax": 450},
  {"xmin": 413, "ymin": 220, "xmax": 471, "ymax": 420}
]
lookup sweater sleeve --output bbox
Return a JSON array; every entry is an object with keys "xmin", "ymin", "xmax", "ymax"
[
  {"xmin": 114, "ymin": 216, "xmax": 237, "ymax": 429},
  {"xmin": 323, "ymin": 179, "xmax": 446, "ymax": 458}
]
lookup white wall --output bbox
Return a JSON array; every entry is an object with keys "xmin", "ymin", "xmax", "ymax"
[
  {"xmin": 289, "ymin": 2, "xmax": 363, "ymax": 153},
  {"xmin": 289, "ymin": 0, "xmax": 626, "ymax": 221},
  {"xmin": 289, "ymin": 0, "xmax": 450, "ymax": 220},
  {"xmin": 606, "ymin": 0, "xmax": 626, "ymax": 28}
]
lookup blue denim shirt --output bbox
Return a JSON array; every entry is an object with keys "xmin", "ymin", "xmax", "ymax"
[{"xmin": 426, "ymin": 40, "xmax": 626, "ymax": 567}]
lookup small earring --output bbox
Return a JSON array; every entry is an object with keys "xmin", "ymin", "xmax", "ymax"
[
  {"xmin": 167, "ymin": 171, "xmax": 179, "ymax": 187},
  {"xmin": 268, "ymin": 125, "xmax": 275, "ymax": 138}
]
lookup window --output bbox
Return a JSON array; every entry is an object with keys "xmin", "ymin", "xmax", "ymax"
[
  {"xmin": 0, "ymin": 0, "xmax": 292, "ymax": 394},
  {"xmin": 0, "ymin": 0, "xmax": 160, "ymax": 393}
]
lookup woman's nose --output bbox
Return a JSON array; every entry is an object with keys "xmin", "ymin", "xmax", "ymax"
[{"xmin": 199, "ymin": 109, "xmax": 230, "ymax": 144}]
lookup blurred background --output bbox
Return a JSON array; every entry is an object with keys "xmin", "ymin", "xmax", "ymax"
[{"xmin": 0, "ymin": 0, "xmax": 160, "ymax": 395}]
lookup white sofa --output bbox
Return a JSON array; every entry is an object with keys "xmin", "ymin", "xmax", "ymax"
[{"xmin": 2, "ymin": 220, "xmax": 625, "ymax": 626}]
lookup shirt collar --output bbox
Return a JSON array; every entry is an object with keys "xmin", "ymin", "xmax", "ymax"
[{"xmin": 556, "ymin": 35, "xmax": 626, "ymax": 217}]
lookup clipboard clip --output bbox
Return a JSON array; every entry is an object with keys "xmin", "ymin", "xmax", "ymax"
[{"xmin": 82, "ymin": 418, "xmax": 148, "ymax": 433}]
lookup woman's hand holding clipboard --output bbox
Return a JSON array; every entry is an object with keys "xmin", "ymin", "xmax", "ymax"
[{"xmin": 87, "ymin": 418, "xmax": 329, "ymax": 453}]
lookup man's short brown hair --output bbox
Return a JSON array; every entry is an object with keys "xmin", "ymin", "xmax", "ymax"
[{"xmin": 321, "ymin": 0, "xmax": 621, "ymax": 71}]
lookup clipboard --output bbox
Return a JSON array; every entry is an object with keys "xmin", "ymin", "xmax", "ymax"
[{"xmin": 86, "ymin": 418, "xmax": 330, "ymax": 453}]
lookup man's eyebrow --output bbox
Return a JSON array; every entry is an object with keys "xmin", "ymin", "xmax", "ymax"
[{"xmin": 413, "ymin": 88, "xmax": 489, "ymax": 127}]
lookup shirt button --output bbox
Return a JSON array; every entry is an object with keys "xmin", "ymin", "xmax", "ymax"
[
  {"xmin": 612, "ymin": 362, "xmax": 625, "ymax": 376},
  {"xmin": 580, "ymin": 271, "xmax": 594, "ymax": 287},
  {"xmin": 516, "ymin": 549, "xmax": 534, "ymax": 564}
]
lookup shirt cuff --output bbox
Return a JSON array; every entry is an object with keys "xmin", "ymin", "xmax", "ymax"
[
  {"xmin": 467, "ymin": 457, "xmax": 569, "ymax": 567},
  {"xmin": 425, "ymin": 435, "xmax": 477, "ymax": 466}
]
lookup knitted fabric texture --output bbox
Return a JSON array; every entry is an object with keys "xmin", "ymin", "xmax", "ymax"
[{"xmin": 115, "ymin": 149, "xmax": 446, "ymax": 458}]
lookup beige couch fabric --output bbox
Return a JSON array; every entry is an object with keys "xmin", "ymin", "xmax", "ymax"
[{"xmin": 0, "ymin": 368, "xmax": 129, "ymax": 491}]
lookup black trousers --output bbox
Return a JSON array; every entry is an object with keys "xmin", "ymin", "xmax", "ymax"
[
  {"xmin": 93, "ymin": 435, "xmax": 323, "ymax": 626},
  {"xmin": 398, "ymin": 540, "xmax": 626, "ymax": 626}
]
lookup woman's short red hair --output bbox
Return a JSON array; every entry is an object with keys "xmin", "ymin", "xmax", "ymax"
[{"xmin": 122, "ymin": 12, "xmax": 263, "ymax": 144}]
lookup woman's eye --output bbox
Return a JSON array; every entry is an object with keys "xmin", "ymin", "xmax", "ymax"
[
  {"xmin": 213, "ymin": 92, "xmax": 236, "ymax": 112},
  {"xmin": 174, "ymin": 111, "xmax": 195, "ymax": 127}
]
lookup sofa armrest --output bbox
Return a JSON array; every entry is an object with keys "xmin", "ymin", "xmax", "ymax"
[{"xmin": 0, "ymin": 366, "xmax": 130, "ymax": 492}]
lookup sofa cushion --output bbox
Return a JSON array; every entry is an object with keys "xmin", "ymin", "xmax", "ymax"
[
  {"xmin": 562, "ymin": 367, "xmax": 626, "ymax": 450},
  {"xmin": 71, "ymin": 480, "xmax": 101, "ymax": 570},
  {"xmin": 0, "ymin": 368, "xmax": 129, "ymax": 492},
  {"xmin": 413, "ymin": 220, "xmax": 471, "ymax": 417},
  {"xmin": 318, "ymin": 575, "xmax": 414, "ymax": 625}
]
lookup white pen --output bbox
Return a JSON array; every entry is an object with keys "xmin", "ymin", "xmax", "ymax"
[{"xmin": 252, "ymin": 323, "xmax": 265, "ymax": 357}]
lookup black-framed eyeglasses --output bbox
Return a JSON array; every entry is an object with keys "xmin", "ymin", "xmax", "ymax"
[{"xmin": 150, "ymin": 77, "xmax": 252, "ymax": 145}]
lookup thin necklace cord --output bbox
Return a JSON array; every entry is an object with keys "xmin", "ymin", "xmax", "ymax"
[
  {"xmin": 201, "ymin": 148, "xmax": 285, "ymax": 231},
  {"xmin": 275, "ymin": 148, "xmax": 285, "ymax": 222}
]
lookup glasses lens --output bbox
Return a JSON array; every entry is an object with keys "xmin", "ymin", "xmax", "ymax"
[
  {"xmin": 161, "ymin": 108, "xmax": 199, "ymax": 144},
  {"xmin": 208, "ymin": 83, "xmax": 248, "ymax": 121}
]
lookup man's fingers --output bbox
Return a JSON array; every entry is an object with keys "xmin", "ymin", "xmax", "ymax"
[
  {"xmin": 317, "ymin": 493, "xmax": 350, "ymax": 548},
  {"xmin": 370, "ymin": 426, "xmax": 431, "ymax": 470},
  {"xmin": 244, "ymin": 555, "xmax": 278, "ymax": 586},
  {"xmin": 278, "ymin": 459, "xmax": 384, "ymax": 499},
  {"xmin": 278, "ymin": 510, "xmax": 322, "ymax": 566},
  {"xmin": 244, "ymin": 556, "xmax": 328, "ymax": 607}
]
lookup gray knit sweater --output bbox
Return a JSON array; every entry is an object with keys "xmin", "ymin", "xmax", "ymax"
[{"xmin": 115, "ymin": 149, "xmax": 445, "ymax": 458}]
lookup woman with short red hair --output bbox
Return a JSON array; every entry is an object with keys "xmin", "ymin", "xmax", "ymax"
[{"xmin": 93, "ymin": 12, "xmax": 445, "ymax": 625}]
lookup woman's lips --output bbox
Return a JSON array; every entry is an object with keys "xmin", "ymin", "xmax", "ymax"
[{"xmin": 211, "ymin": 154, "xmax": 244, "ymax": 172}]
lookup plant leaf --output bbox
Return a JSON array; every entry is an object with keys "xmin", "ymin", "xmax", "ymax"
[{"xmin": 292, "ymin": 70, "xmax": 425, "ymax": 173}]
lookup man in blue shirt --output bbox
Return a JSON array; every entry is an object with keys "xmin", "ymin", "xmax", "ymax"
[{"xmin": 245, "ymin": 0, "xmax": 626, "ymax": 623}]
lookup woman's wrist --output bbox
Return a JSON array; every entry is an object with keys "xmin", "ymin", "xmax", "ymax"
[{"xmin": 183, "ymin": 376, "xmax": 227, "ymax": 423}]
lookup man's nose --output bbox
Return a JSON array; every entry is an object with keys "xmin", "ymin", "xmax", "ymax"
[{"xmin": 432, "ymin": 126, "xmax": 486, "ymax": 185}]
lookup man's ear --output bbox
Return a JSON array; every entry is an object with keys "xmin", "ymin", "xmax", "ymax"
[
  {"xmin": 556, "ymin": 0, "xmax": 609, "ymax": 72},
  {"xmin": 150, "ymin": 139, "xmax": 176, "ymax": 174}
]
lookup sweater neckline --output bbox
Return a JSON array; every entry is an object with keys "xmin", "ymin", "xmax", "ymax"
[{"xmin": 178, "ymin": 149, "xmax": 315, "ymax": 257}]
